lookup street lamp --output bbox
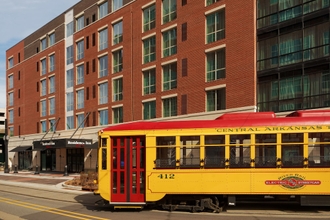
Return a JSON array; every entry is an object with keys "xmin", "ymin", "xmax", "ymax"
[{"xmin": 3, "ymin": 119, "xmax": 9, "ymax": 173}]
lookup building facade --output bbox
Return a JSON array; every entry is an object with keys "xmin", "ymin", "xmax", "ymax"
[
  {"xmin": 257, "ymin": 0, "xmax": 330, "ymax": 112},
  {"xmin": 5, "ymin": 0, "xmax": 258, "ymax": 172}
]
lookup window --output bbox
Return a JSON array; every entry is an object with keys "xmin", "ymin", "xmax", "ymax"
[
  {"xmin": 8, "ymin": 93, "xmax": 14, "ymax": 106},
  {"xmin": 66, "ymin": 21, "xmax": 74, "ymax": 37},
  {"xmin": 99, "ymin": 82, "xmax": 108, "ymax": 104},
  {"xmin": 77, "ymin": 40, "xmax": 84, "ymax": 60},
  {"xmin": 66, "ymin": 45, "xmax": 74, "ymax": 64},
  {"xmin": 49, "ymin": 76, "xmax": 55, "ymax": 94},
  {"xmin": 77, "ymin": 64, "xmax": 84, "ymax": 85},
  {"xmin": 99, "ymin": 1, "xmax": 108, "ymax": 19},
  {"xmin": 143, "ymin": 4, "xmax": 156, "ymax": 32},
  {"xmin": 279, "ymin": 31, "xmax": 302, "ymax": 66},
  {"xmin": 41, "ymin": 58, "xmax": 47, "ymax": 75},
  {"xmin": 49, "ymin": 119, "xmax": 56, "ymax": 132},
  {"xmin": 163, "ymin": 28, "xmax": 177, "ymax": 57},
  {"xmin": 67, "ymin": 92, "xmax": 74, "ymax": 111},
  {"xmin": 229, "ymin": 134, "xmax": 251, "ymax": 168},
  {"xmin": 41, "ymin": 100, "xmax": 47, "ymax": 117},
  {"xmin": 163, "ymin": 0, "xmax": 177, "ymax": 24},
  {"xmin": 8, "ymin": 57, "xmax": 14, "ymax": 68},
  {"xmin": 282, "ymin": 133, "xmax": 304, "ymax": 167},
  {"xmin": 206, "ymin": 9, "xmax": 225, "ymax": 44},
  {"xmin": 206, "ymin": 87, "xmax": 226, "ymax": 111},
  {"xmin": 143, "ymin": 36, "xmax": 156, "ymax": 63},
  {"xmin": 308, "ymin": 133, "xmax": 330, "ymax": 167},
  {"xmin": 66, "ymin": 69, "xmax": 74, "ymax": 88},
  {"xmin": 9, "ymin": 127, "xmax": 14, "ymax": 136},
  {"xmin": 76, "ymin": 16, "xmax": 84, "ymax": 31},
  {"xmin": 279, "ymin": 4, "xmax": 302, "ymax": 22},
  {"xmin": 204, "ymin": 135, "xmax": 225, "ymax": 168},
  {"xmin": 163, "ymin": 62, "xmax": 177, "ymax": 91},
  {"xmin": 99, "ymin": 28, "xmax": 108, "ymax": 50},
  {"xmin": 49, "ymin": 33, "xmax": 55, "ymax": 46},
  {"xmin": 206, "ymin": 0, "xmax": 219, "ymax": 6},
  {"xmin": 255, "ymin": 134, "xmax": 276, "ymax": 168},
  {"xmin": 113, "ymin": 78, "xmax": 123, "ymax": 101},
  {"xmin": 77, "ymin": 114, "xmax": 85, "ymax": 128},
  {"xmin": 143, "ymin": 100, "xmax": 156, "ymax": 120},
  {"xmin": 99, "ymin": 55, "xmax": 108, "ymax": 77},
  {"xmin": 112, "ymin": 0, "xmax": 123, "ymax": 11},
  {"xmin": 303, "ymin": 23, "xmax": 329, "ymax": 61},
  {"xmin": 41, "ymin": 38, "xmax": 47, "ymax": 51},
  {"xmin": 67, "ymin": 116, "xmax": 74, "ymax": 129},
  {"xmin": 99, "ymin": 109, "xmax": 108, "ymax": 125},
  {"xmin": 113, "ymin": 21, "xmax": 123, "ymax": 45},
  {"xmin": 41, "ymin": 121, "xmax": 47, "ymax": 132},
  {"xmin": 180, "ymin": 136, "xmax": 200, "ymax": 168},
  {"xmin": 77, "ymin": 89, "xmax": 84, "ymax": 109},
  {"xmin": 113, "ymin": 106, "xmax": 123, "ymax": 124},
  {"xmin": 41, "ymin": 79, "xmax": 47, "ymax": 96},
  {"xmin": 113, "ymin": 49, "xmax": 123, "ymax": 73},
  {"xmin": 206, "ymin": 48, "xmax": 226, "ymax": 81},
  {"xmin": 9, "ymin": 109, "xmax": 14, "ymax": 124},
  {"xmin": 8, "ymin": 75, "xmax": 14, "ymax": 89},
  {"xmin": 49, "ymin": 54, "xmax": 55, "ymax": 72},
  {"xmin": 155, "ymin": 136, "xmax": 176, "ymax": 168},
  {"xmin": 163, "ymin": 96, "xmax": 177, "ymax": 117},
  {"xmin": 49, "ymin": 97, "xmax": 55, "ymax": 115},
  {"xmin": 143, "ymin": 68, "xmax": 156, "ymax": 95}
]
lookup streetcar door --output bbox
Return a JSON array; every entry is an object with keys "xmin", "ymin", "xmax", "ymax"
[{"xmin": 111, "ymin": 136, "xmax": 145, "ymax": 203}]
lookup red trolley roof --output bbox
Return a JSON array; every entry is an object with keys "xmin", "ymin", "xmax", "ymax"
[{"xmin": 101, "ymin": 110, "xmax": 330, "ymax": 132}]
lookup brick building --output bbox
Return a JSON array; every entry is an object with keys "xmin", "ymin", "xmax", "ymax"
[{"xmin": 5, "ymin": 0, "xmax": 258, "ymax": 172}]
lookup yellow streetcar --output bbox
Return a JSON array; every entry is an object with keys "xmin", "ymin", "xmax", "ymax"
[{"xmin": 95, "ymin": 110, "xmax": 330, "ymax": 212}]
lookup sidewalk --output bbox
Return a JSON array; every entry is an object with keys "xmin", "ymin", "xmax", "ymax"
[{"xmin": 0, "ymin": 170, "xmax": 88, "ymax": 195}]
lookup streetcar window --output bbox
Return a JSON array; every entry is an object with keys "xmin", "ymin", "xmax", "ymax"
[
  {"xmin": 255, "ymin": 134, "xmax": 276, "ymax": 168},
  {"xmin": 308, "ymin": 133, "xmax": 330, "ymax": 167},
  {"xmin": 113, "ymin": 171, "xmax": 117, "ymax": 193},
  {"xmin": 229, "ymin": 134, "xmax": 251, "ymax": 168},
  {"xmin": 113, "ymin": 148, "xmax": 117, "ymax": 169},
  {"xmin": 180, "ymin": 136, "xmax": 200, "ymax": 168},
  {"xmin": 205, "ymin": 135, "xmax": 225, "ymax": 168},
  {"xmin": 282, "ymin": 133, "xmax": 303, "ymax": 167},
  {"xmin": 102, "ymin": 148, "xmax": 107, "ymax": 170},
  {"xmin": 101, "ymin": 138, "xmax": 107, "ymax": 147},
  {"xmin": 155, "ymin": 136, "xmax": 176, "ymax": 168}
]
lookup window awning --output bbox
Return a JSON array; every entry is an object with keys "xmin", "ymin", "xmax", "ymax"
[{"xmin": 10, "ymin": 146, "xmax": 32, "ymax": 152}]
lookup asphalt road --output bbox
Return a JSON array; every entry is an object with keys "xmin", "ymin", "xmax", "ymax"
[{"xmin": 1, "ymin": 184, "xmax": 330, "ymax": 220}]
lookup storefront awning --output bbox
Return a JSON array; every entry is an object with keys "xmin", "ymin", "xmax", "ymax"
[
  {"xmin": 10, "ymin": 146, "xmax": 32, "ymax": 152},
  {"xmin": 33, "ymin": 138, "xmax": 94, "ymax": 149},
  {"xmin": 85, "ymin": 142, "xmax": 98, "ymax": 149}
]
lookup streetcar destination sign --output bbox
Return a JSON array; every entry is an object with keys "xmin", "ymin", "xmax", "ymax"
[{"xmin": 216, "ymin": 125, "xmax": 325, "ymax": 133}]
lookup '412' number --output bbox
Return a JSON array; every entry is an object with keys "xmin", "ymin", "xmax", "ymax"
[{"xmin": 158, "ymin": 174, "xmax": 175, "ymax": 179}]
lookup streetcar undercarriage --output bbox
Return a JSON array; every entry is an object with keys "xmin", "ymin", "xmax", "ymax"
[{"xmin": 96, "ymin": 194, "xmax": 330, "ymax": 213}]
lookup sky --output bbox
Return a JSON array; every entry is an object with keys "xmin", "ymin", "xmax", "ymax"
[{"xmin": 0, "ymin": 0, "xmax": 80, "ymax": 109}]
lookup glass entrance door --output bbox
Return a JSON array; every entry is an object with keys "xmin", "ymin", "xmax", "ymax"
[
  {"xmin": 67, "ymin": 148, "xmax": 84, "ymax": 173},
  {"xmin": 41, "ymin": 149, "xmax": 56, "ymax": 171},
  {"xmin": 111, "ymin": 136, "xmax": 145, "ymax": 203}
]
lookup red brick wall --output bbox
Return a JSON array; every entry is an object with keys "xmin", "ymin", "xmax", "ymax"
[{"xmin": 6, "ymin": 0, "xmax": 257, "ymax": 136}]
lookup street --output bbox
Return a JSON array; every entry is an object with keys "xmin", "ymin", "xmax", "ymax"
[{"xmin": 1, "ymin": 184, "xmax": 330, "ymax": 220}]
